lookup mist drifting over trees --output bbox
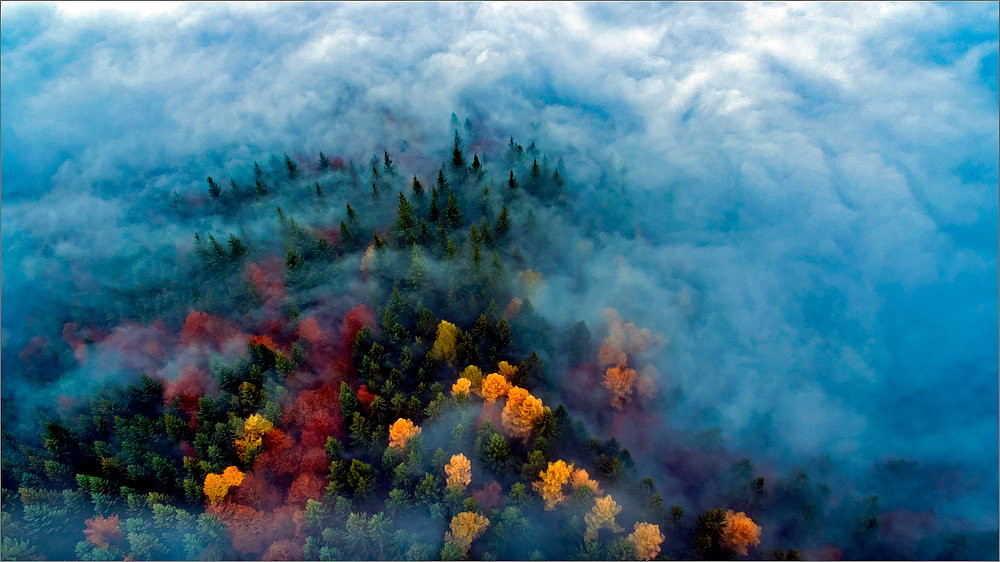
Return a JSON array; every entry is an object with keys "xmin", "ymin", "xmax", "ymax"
[{"xmin": 1, "ymin": 3, "xmax": 997, "ymax": 561}]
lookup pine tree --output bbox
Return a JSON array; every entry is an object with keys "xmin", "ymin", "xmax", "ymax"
[
  {"xmin": 341, "ymin": 221, "xmax": 354, "ymax": 249},
  {"xmin": 437, "ymin": 169, "xmax": 449, "ymax": 192},
  {"xmin": 315, "ymin": 183, "xmax": 323, "ymax": 198},
  {"xmin": 412, "ymin": 175, "xmax": 424, "ymax": 196},
  {"xmin": 394, "ymin": 192, "xmax": 416, "ymax": 241},
  {"xmin": 319, "ymin": 151, "xmax": 331, "ymax": 170},
  {"xmin": 346, "ymin": 204, "xmax": 358, "ymax": 223},
  {"xmin": 207, "ymin": 177, "xmax": 221, "ymax": 198},
  {"xmin": 445, "ymin": 191, "xmax": 463, "ymax": 229},
  {"xmin": 371, "ymin": 181, "xmax": 381, "ymax": 203},
  {"xmin": 495, "ymin": 206, "xmax": 512, "ymax": 240},
  {"xmin": 472, "ymin": 154, "xmax": 481, "ymax": 172},
  {"xmin": 429, "ymin": 188, "xmax": 441, "ymax": 223},
  {"xmin": 384, "ymin": 151, "xmax": 397, "ymax": 176},
  {"xmin": 508, "ymin": 171, "xmax": 519, "ymax": 191},
  {"xmin": 285, "ymin": 154, "xmax": 299, "ymax": 180},
  {"xmin": 451, "ymin": 130, "xmax": 466, "ymax": 170}
]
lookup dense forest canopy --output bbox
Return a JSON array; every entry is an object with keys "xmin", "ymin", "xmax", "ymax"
[{"xmin": 1, "ymin": 126, "xmax": 996, "ymax": 560}]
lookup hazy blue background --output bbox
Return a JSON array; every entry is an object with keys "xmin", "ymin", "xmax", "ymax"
[{"xmin": 3, "ymin": 2, "xmax": 997, "ymax": 528}]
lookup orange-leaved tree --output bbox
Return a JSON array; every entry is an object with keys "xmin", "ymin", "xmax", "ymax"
[
  {"xmin": 532, "ymin": 460, "xmax": 574, "ymax": 510},
  {"xmin": 432, "ymin": 320, "xmax": 459, "ymax": 363},
  {"xmin": 388, "ymin": 418, "xmax": 421, "ymax": 451},
  {"xmin": 204, "ymin": 465, "xmax": 245, "ymax": 505},
  {"xmin": 481, "ymin": 373, "xmax": 511, "ymax": 404},
  {"xmin": 501, "ymin": 386, "xmax": 544, "ymax": 441},
  {"xmin": 452, "ymin": 377, "xmax": 472, "ymax": 398},
  {"xmin": 629, "ymin": 522, "xmax": 665, "ymax": 561},
  {"xmin": 603, "ymin": 363, "xmax": 637, "ymax": 410},
  {"xmin": 584, "ymin": 494, "xmax": 624, "ymax": 541},
  {"xmin": 497, "ymin": 361, "xmax": 518, "ymax": 381},
  {"xmin": 445, "ymin": 453, "xmax": 472, "ymax": 490},
  {"xmin": 234, "ymin": 413, "xmax": 274, "ymax": 462},
  {"xmin": 83, "ymin": 515, "xmax": 123, "ymax": 549},
  {"xmin": 570, "ymin": 468, "xmax": 603, "ymax": 496},
  {"xmin": 722, "ymin": 510, "xmax": 761, "ymax": 556},
  {"xmin": 445, "ymin": 511, "xmax": 491, "ymax": 555}
]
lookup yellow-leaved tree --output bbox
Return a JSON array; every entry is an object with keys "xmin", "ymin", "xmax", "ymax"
[
  {"xmin": 629, "ymin": 522, "xmax": 665, "ymax": 561},
  {"xmin": 388, "ymin": 418, "xmax": 421, "ymax": 451},
  {"xmin": 501, "ymin": 386, "xmax": 544, "ymax": 441},
  {"xmin": 445, "ymin": 511, "xmax": 490, "ymax": 555},
  {"xmin": 532, "ymin": 460, "xmax": 573, "ymax": 510},
  {"xmin": 604, "ymin": 363, "xmax": 637, "ymax": 410},
  {"xmin": 497, "ymin": 361, "xmax": 518, "ymax": 381},
  {"xmin": 234, "ymin": 413, "xmax": 274, "ymax": 462},
  {"xmin": 460, "ymin": 365, "xmax": 484, "ymax": 388},
  {"xmin": 584, "ymin": 495, "xmax": 624, "ymax": 541},
  {"xmin": 481, "ymin": 373, "xmax": 511, "ymax": 404},
  {"xmin": 452, "ymin": 378, "xmax": 472, "ymax": 398},
  {"xmin": 722, "ymin": 510, "xmax": 761, "ymax": 556},
  {"xmin": 204, "ymin": 466, "xmax": 244, "ymax": 505},
  {"xmin": 432, "ymin": 320, "xmax": 459, "ymax": 363},
  {"xmin": 445, "ymin": 454, "xmax": 472, "ymax": 490}
]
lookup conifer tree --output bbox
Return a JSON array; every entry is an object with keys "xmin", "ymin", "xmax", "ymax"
[
  {"xmin": 472, "ymin": 154, "xmax": 481, "ymax": 172},
  {"xmin": 315, "ymin": 183, "xmax": 323, "ymax": 198},
  {"xmin": 495, "ymin": 206, "xmax": 512, "ymax": 240},
  {"xmin": 429, "ymin": 187, "xmax": 441, "ymax": 223},
  {"xmin": 207, "ymin": 177, "xmax": 221, "ymax": 199},
  {"xmin": 285, "ymin": 154, "xmax": 299, "ymax": 180},
  {"xmin": 347, "ymin": 203, "xmax": 358, "ymax": 223},
  {"xmin": 341, "ymin": 221, "xmax": 354, "ymax": 248},
  {"xmin": 319, "ymin": 151, "xmax": 331, "ymax": 170},
  {"xmin": 451, "ymin": 130, "xmax": 466, "ymax": 170},
  {"xmin": 412, "ymin": 175, "xmax": 424, "ymax": 196},
  {"xmin": 508, "ymin": 171, "xmax": 519, "ymax": 192},
  {"xmin": 437, "ymin": 169, "xmax": 449, "ymax": 192},
  {"xmin": 445, "ymin": 191, "xmax": 463, "ymax": 229},
  {"xmin": 371, "ymin": 181, "xmax": 381, "ymax": 203},
  {"xmin": 383, "ymin": 151, "xmax": 397, "ymax": 176}
]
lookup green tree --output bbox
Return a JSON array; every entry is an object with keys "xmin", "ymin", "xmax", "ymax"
[
  {"xmin": 207, "ymin": 177, "xmax": 221, "ymax": 198},
  {"xmin": 495, "ymin": 206, "xmax": 511, "ymax": 240},
  {"xmin": 412, "ymin": 175, "xmax": 424, "ymax": 196},
  {"xmin": 508, "ymin": 171, "xmax": 519, "ymax": 192},
  {"xmin": 285, "ymin": 154, "xmax": 299, "ymax": 180},
  {"xmin": 429, "ymin": 187, "xmax": 441, "ymax": 223},
  {"xmin": 445, "ymin": 192, "xmax": 463, "ymax": 229},
  {"xmin": 319, "ymin": 151, "xmax": 331, "ymax": 170},
  {"xmin": 451, "ymin": 130, "xmax": 466, "ymax": 170},
  {"xmin": 384, "ymin": 151, "xmax": 397, "ymax": 176}
]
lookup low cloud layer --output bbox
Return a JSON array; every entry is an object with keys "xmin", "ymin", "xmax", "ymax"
[{"xmin": 3, "ymin": 2, "xmax": 998, "ymax": 528}]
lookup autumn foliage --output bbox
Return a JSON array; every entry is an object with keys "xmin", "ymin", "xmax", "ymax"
[
  {"xmin": 388, "ymin": 418, "xmax": 421, "ymax": 451},
  {"xmin": 501, "ymin": 386, "xmax": 544, "ymax": 441},
  {"xmin": 584, "ymin": 494, "xmax": 624, "ymax": 541},
  {"xmin": 629, "ymin": 522, "xmax": 665, "ymax": 561},
  {"xmin": 432, "ymin": 320, "xmax": 459, "ymax": 363},
  {"xmin": 723, "ymin": 510, "xmax": 762, "ymax": 556},
  {"xmin": 234, "ymin": 413, "xmax": 274, "ymax": 462},
  {"xmin": 533, "ymin": 460, "xmax": 574, "ymax": 510},
  {"xmin": 204, "ymin": 465, "xmax": 245, "ymax": 505},
  {"xmin": 570, "ymin": 468, "xmax": 602, "ymax": 496},
  {"xmin": 83, "ymin": 515, "xmax": 123, "ymax": 549},
  {"xmin": 599, "ymin": 308, "xmax": 662, "ymax": 409},
  {"xmin": 452, "ymin": 377, "xmax": 472, "ymax": 398},
  {"xmin": 445, "ymin": 511, "xmax": 491, "ymax": 555},
  {"xmin": 445, "ymin": 454, "xmax": 472, "ymax": 490},
  {"xmin": 481, "ymin": 372, "xmax": 511, "ymax": 404}
]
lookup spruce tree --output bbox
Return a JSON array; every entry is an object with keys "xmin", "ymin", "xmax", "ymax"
[
  {"xmin": 472, "ymin": 154, "xmax": 481, "ymax": 171},
  {"xmin": 319, "ymin": 151, "xmax": 331, "ymax": 170},
  {"xmin": 508, "ymin": 171, "xmax": 519, "ymax": 191},
  {"xmin": 445, "ymin": 191, "xmax": 463, "ymax": 229},
  {"xmin": 384, "ymin": 151, "xmax": 397, "ymax": 176},
  {"xmin": 341, "ymin": 220, "xmax": 354, "ymax": 248},
  {"xmin": 285, "ymin": 154, "xmax": 299, "ymax": 180},
  {"xmin": 451, "ymin": 130, "xmax": 466, "ymax": 170},
  {"xmin": 429, "ymin": 187, "xmax": 440, "ymax": 223},
  {"xmin": 412, "ymin": 175, "xmax": 424, "ymax": 196},
  {"xmin": 495, "ymin": 206, "xmax": 512, "ymax": 240},
  {"xmin": 437, "ymin": 169, "xmax": 449, "ymax": 192},
  {"xmin": 346, "ymin": 203, "xmax": 358, "ymax": 223},
  {"xmin": 206, "ymin": 177, "xmax": 221, "ymax": 198}
]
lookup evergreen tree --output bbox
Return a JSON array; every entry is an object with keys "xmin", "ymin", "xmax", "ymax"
[
  {"xmin": 347, "ymin": 203, "xmax": 358, "ymax": 223},
  {"xmin": 394, "ymin": 192, "xmax": 416, "ymax": 242},
  {"xmin": 371, "ymin": 181, "xmax": 381, "ymax": 203},
  {"xmin": 451, "ymin": 130, "xmax": 466, "ymax": 170},
  {"xmin": 495, "ymin": 206, "xmax": 512, "ymax": 240},
  {"xmin": 285, "ymin": 154, "xmax": 299, "ymax": 180},
  {"xmin": 437, "ymin": 169, "xmax": 449, "ymax": 192},
  {"xmin": 508, "ymin": 171, "xmax": 519, "ymax": 192},
  {"xmin": 384, "ymin": 151, "xmax": 397, "ymax": 176},
  {"xmin": 445, "ymin": 191, "xmax": 463, "ymax": 229},
  {"xmin": 429, "ymin": 187, "xmax": 441, "ymax": 223},
  {"xmin": 412, "ymin": 175, "xmax": 424, "ymax": 196},
  {"xmin": 315, "ymin": 183, "xmax": 323, "ymax": 198},
  {"xmin": 319, "ymin": 151, "xmax": 331, "ymax": 170},
  {"xmin": 341, "ymin": 221, "xmax": 354, "ymax": 249},
  {"xmin": 472, "ymin": 154, "xmax": 481, "ymax": 172},
  {"xmin": 207, "ymin": 177, "xmax": 221, "ymax": 199}
]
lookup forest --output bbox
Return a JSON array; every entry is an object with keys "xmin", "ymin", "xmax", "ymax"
[{"xmin": 1, "ymin": 121, "xmax": 996, "ymax": 561}]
